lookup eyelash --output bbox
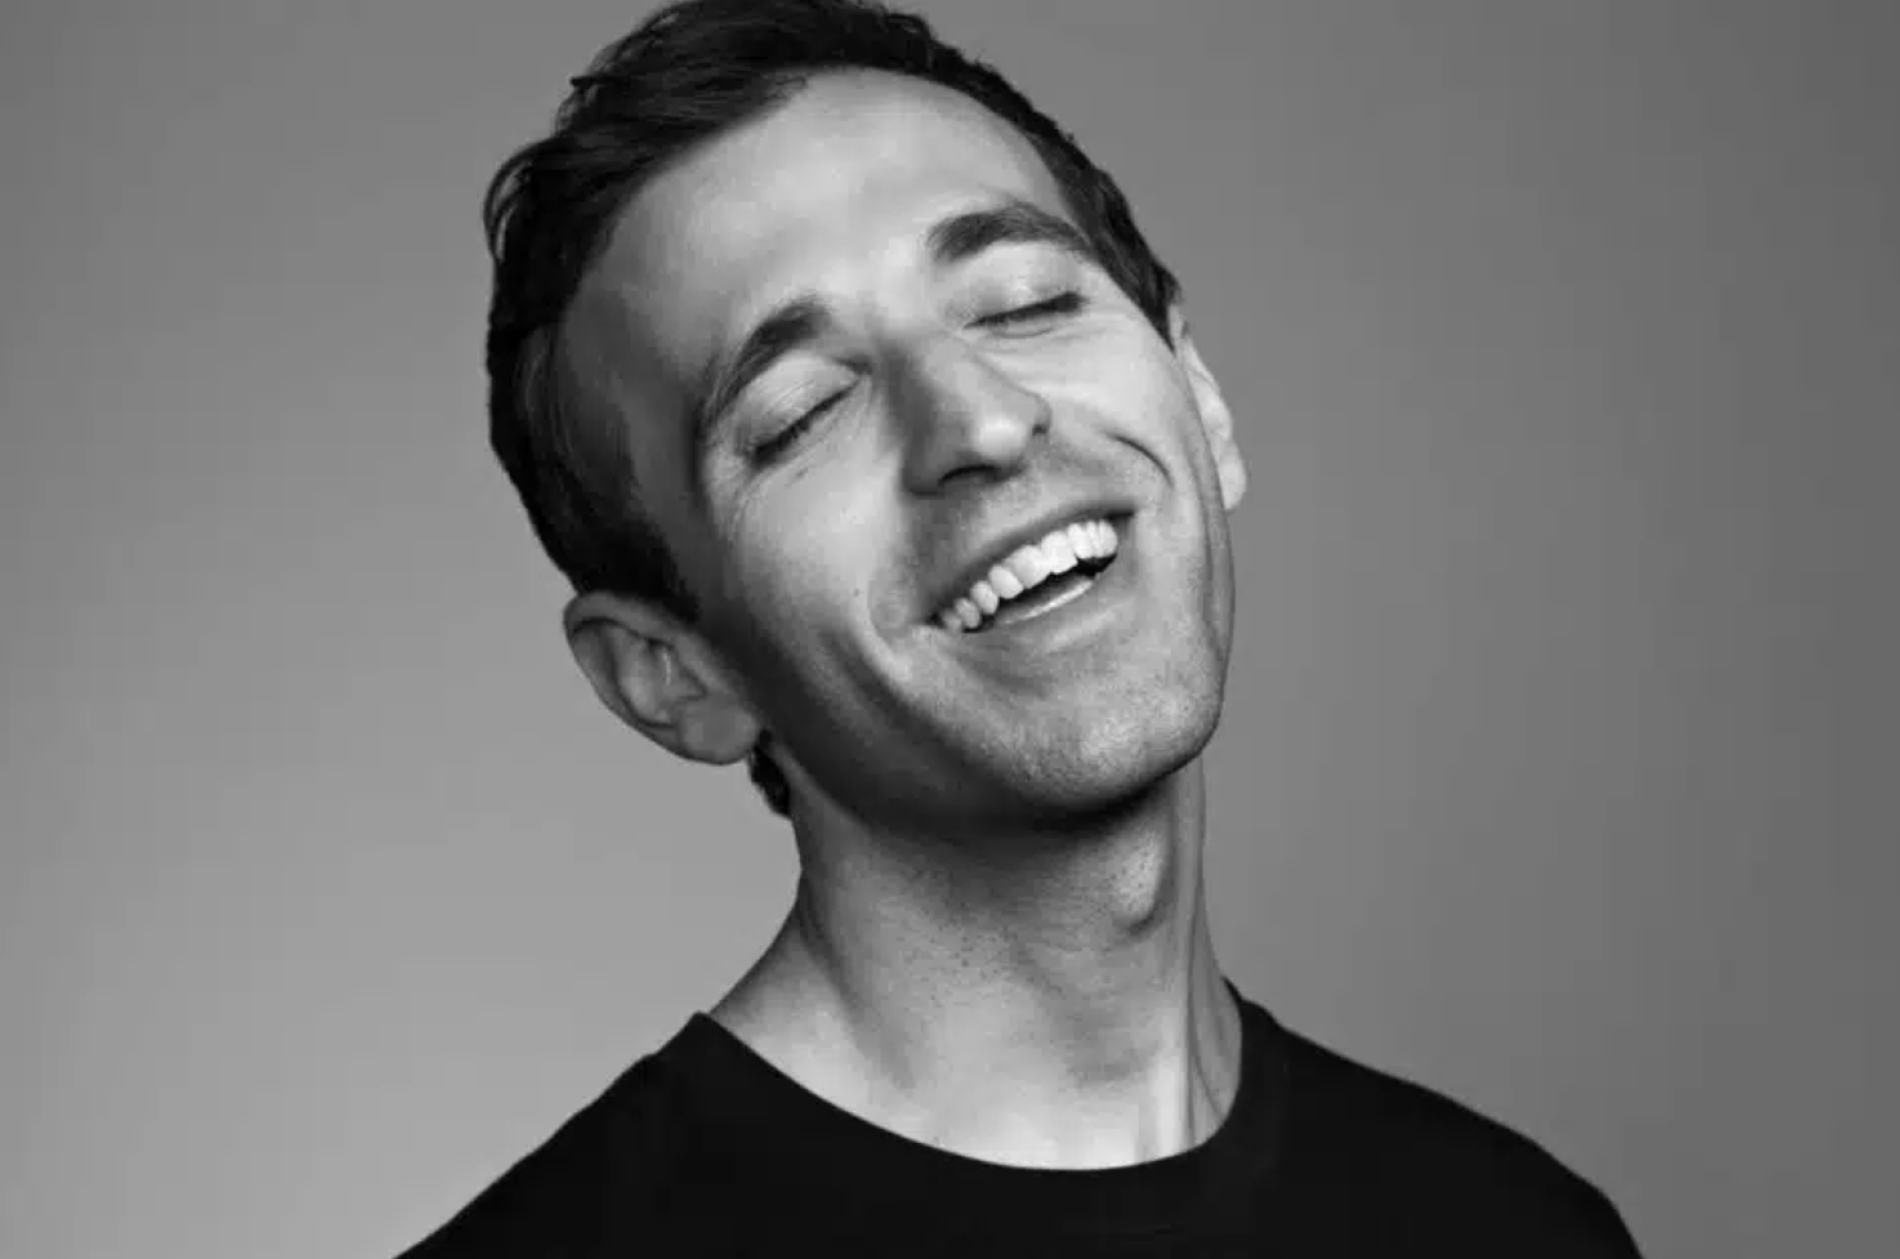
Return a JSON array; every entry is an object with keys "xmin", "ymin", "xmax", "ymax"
[
  {"xmin": 978, "ymin": 290, "xmax": 1086, "ymax": 330},
  {"xmin": 749, "ymin": 291, "xmax": 1087, "ymax": 463},
  {"xmin": 752, "ymin": 389, "xmax": 848, "ymax": 462}
]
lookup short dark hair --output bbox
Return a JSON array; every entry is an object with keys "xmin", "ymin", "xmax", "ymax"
[{"xmin": 484, "ymin": 0, "xmax": 1182, "ymax": 815}]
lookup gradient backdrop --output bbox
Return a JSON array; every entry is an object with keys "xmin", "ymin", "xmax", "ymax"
[{"xmin": 3, "ymin": 2, "xmax": 1895, "ymax": 1256}]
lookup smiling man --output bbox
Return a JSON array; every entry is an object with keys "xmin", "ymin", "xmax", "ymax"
[{"xmin": 402, "ymin": 1, "xmax": 1641, "ymax": 1254}]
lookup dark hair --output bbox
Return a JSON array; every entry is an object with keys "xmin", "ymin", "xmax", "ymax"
[{"xmin": 484, "ymin": 0, "xmax": 1181, "ymax": 816}]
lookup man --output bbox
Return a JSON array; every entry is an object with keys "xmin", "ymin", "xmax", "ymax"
[{"xmin": 405, "ymin": 0, "xmax": 1642, "ymax": 1253}]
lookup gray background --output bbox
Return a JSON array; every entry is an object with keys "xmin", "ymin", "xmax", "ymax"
[{"xmin": 3, "ymin": 2, "xmax": 1894, "ymax": 1256}]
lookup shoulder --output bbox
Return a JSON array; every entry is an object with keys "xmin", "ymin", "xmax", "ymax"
[
  {"xmin": 1270, "ymin": 1021, "xmax": 1642, "ymax": 1255},
  {"xmin": 395, "ymin": 1052, "xmax": 694, "ymax": 1259}
]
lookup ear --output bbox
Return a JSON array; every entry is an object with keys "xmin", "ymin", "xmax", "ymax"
[
  {"xmin": 563, "ymin": 591, "xmax": 763, "ymax": 765},
  {"xmin": 1168, "ymin": 307, "xmax": 1247, "ymax": 510}
]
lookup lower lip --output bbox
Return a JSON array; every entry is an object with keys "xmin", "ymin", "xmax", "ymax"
[{"xmin": 944, "ymin": 544, "xmax": 1133, "ymax": 650}]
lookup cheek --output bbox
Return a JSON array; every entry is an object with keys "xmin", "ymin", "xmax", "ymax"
[
  {"xmin": 724, "ymin": 463, "xmax": 887, "ymax": 634},
  {"xmin": 1064, "ymin": 324, "xmax": 1184, "ymax": 411},
  {"xmin": 1091, "ymin": 345, "xmax": 1203, "ymax": 455}
]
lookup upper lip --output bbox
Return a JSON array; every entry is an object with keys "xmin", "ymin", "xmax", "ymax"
[{"xmin": 925, "ymin": 499, "xmax": 1134, "ymax": 621}]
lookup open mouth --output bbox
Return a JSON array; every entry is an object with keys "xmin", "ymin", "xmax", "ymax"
[{"xmin": 933, "ymin": 517, "xmax": 1121, "ymax": 634}]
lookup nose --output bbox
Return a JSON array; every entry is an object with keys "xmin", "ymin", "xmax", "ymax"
[{"xmin": 894, "ymin": 336, "xmax": 1050, "ymax": 494}]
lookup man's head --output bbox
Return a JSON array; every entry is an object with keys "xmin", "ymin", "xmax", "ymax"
[{"xmin": 487, "ymin": 0, "xmax": 1247, "ymax": 829}]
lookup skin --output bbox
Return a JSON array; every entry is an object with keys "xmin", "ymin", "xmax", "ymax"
[{"xmin": 562, "ymin": 69, "xmax": 1251, "ymax": 1168}]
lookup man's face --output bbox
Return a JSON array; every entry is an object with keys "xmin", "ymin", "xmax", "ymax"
[{"xmin": 568, "ymin": 70, "xmax": 1245, "ymax": 835}]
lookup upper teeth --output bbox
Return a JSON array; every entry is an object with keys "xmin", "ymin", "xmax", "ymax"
[{"xmin": 937, "ymin": 519, "xmax": 1120, "ymax": 633}]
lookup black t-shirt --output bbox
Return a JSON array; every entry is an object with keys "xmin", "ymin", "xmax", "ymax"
[{"xmin": 400, "ymin": 981, "xmax": 1641, "ymax": 1255}]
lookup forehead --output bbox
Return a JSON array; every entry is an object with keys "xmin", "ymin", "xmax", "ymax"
[{"xmin": 575, "ymin": 70, "xmax": 1071, "ymax": 370}]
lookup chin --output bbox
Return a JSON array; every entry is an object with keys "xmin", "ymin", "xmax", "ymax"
[{"xmin": 1006, "ymin": 665, "xmax": 1227, "ymax": 823}]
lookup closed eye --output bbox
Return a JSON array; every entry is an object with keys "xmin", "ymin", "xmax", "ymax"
[
  {"xmin": 751, "ymin": 388, "xmax": 849, "ymax": 463},
  {"xmin": 746, "ymin": 293, "xmax": 1084, "ymax": 465},
  {"xmin": 975, "ymin": 291, "xmax": 1086, "ymax": 331}
]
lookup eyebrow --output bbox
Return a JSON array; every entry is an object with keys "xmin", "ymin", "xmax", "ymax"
[
  {"xmin": 691, "ymin": 197, "xmax": 1095, "ymax": 450},
  {"xmin": 925, "ymin": 197, "xmax": 1094, "ymax": 272}
]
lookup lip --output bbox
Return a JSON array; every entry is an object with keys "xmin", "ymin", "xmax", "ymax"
[
  {"xmin": 924, "ymin": 501, "xmax": 1136, "ymax": 625},
  {"xmin": 943, "ymin": 521, "xmax": 1135, "ymax": 651}
]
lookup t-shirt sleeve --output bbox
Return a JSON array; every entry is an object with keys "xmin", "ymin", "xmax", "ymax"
[
  {"xmin": 1277, "ymin": 1029, "xmax": 1646, "ymax": 1255},
  {"xmin": 392, "ymin": 1055, "xmax": 681, "ymax": 1258}
]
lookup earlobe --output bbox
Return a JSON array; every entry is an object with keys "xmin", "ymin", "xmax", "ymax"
[
  {"xmin": 563, "ymin": 591, "xmax": 763, "ymax": 765},
  {"xmin": 1169, "ymin": 309, "xmax": 1248, "ymax": 511}
]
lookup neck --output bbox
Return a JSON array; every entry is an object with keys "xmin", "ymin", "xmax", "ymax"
[{"xmin": 709, "ymin": 761, "xmax": 1242, "ymax": 1169}]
